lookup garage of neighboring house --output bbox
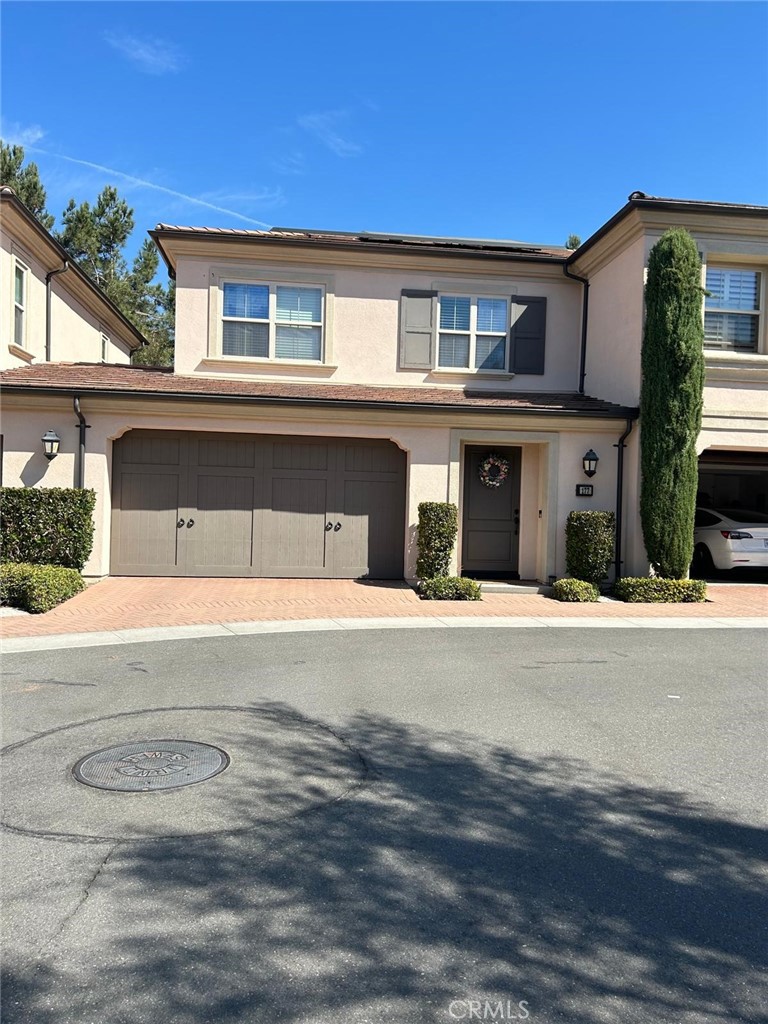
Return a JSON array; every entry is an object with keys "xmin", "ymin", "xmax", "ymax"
[
  {"xmin": 697, "ymin": 449, "xmax": 768, "ymax": 514},
  {"xmin": 111, "ymin": 430, "xmax": 406, "ymax": 579}
]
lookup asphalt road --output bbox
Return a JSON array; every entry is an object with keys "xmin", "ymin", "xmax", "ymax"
[{"xmin": 2, "ymin": 627, "xmax": 766, "ymax": 1024}]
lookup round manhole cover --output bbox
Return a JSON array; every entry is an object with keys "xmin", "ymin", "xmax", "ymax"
[{"xmin": 73, "ymin": 740, "xmax": 229, "ymax": 792}]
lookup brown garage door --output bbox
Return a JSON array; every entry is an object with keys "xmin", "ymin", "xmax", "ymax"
[{"xmin": 111, "ymin": 430, "xmax": 406, "ymax": 578}]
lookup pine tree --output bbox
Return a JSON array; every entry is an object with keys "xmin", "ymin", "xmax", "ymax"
[
  {"xmin": 0, "ymin": 141, "xmax": 55, "ymax": 229},
  {"xmin": 565, "ymin": 233, "xmax": 581, "ymax": 250},
  {"xmin": 639, "ymin": 228, "xmax": 705, "ymax": 578},
  {"xmin": 2, "ymin": 145, "xmax": 174, "ymax": 365}
]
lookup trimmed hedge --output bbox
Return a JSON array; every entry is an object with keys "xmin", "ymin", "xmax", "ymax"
[
  {"xmin": 419, "ymin": 576, "xmax": 482, "ymax": 601},
  {"xmin": 0, "ymin": 563, "xmax": 85, "ymax": 613},
  {"xmin": 565, "ymin": 510, "xmax": 615, "ymax": 584},
  {"xmin": 613, "ymin": 577, "xmax": 707, "ymax": 604},
  {"xmin": 0, "ymin": 487, "xmax": 96, "ymax": 570},
  {"xmin": 416, "ymin": 502, "xmax": 458, "ymax": 579},
  {"xmin": 552, "ymin": 579, "xmax": 600, "ymax": 603}
]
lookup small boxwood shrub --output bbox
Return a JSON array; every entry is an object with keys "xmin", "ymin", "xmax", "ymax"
[
  {"xmin": 1, "ymin": 563, "xmax": 85, "ymax": 613},
  {"xmin": 0, "ymin": 487, "xmax": 96, "ymax": 570},
  {"xmin": 613, "ymin": 577, "xmax": 707, "ymax": 603},
  {"xmin": 416, "ymin": 502, "xmax": 458, "ymax": 579},
  {"xmin": 565, "ymin": 510, "xmax": 616, "ymax": 583},
  {"xmin": 552, "ymin": 578, "xmax": 600, "ymax": 602},
  {"xmin": 419, "ymin": 576, "xmax": 482, "ymax": 601}
]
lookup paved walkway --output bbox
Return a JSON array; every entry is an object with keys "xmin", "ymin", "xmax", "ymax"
[{"xmin": 1, "ymin": 577, "xmax": 766, "ymax": 651}]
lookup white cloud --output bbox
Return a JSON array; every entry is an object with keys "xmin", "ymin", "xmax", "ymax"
[
  {"xmin": 297, "ymin": 111, "xmax": 361, "ymax": 157},
  {"xmin": 27, "ymin": 147, "xmax": 274, "ymax": 228},
  {"xmin": 200, "ymin": 187, "xmax": 286, "ymax": 209},
  {"xmin": 104, "ymin": 31, "xmax": 184, "ymax": 75},
  {"xmin": 1, "ymin": 121, "xmax": 45, "ymax": 146},
  {"xmin": 271, "ymin": 152, "xmax": 306, "ymax": 176}
]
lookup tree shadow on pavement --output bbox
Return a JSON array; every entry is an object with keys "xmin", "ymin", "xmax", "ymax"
[{"xmin": 3, "ymin": 705, "xmax": 767, "ymax": 1023}]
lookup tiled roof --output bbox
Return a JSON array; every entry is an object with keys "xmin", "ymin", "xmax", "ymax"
[
  {"xmin": 0, "ymin": 363, "xmax": 636, "ymax": 418},
  {"xmin": 151, "ymin": 224, "xmax": 571, "ymax": 260}
]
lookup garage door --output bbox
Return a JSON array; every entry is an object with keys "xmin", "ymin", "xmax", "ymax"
[{"xmin": 111, "ymin": 431, "xmax": 406, "ymax": 578}]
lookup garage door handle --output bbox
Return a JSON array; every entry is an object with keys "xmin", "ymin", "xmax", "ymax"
[
  {"xmin": 187, "ymin": 519, "xmax": 195, "ymax": 528},
  {"xmin": 325, "ymin": 521, "xmax": 333, "ymax": 531},
  {"xmin": 177, "ymin": 519, "xmax": 185, "ymax": 528},
  {"xmin": 334, "ymin": 522, "xmax": 342, "ymax": 531}
]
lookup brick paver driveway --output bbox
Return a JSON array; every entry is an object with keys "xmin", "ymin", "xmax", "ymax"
[{"xmin": 2, "ymin": 577, "xmax": 766, "ymax": 640}]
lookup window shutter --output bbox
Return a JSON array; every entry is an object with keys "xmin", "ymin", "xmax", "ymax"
[
  {"xmin": 399, "ymin": 290, "xmax": 436, "ymax": 369},
  {"xmin": 509, "ymin": 296, "xmax": 547, "ymax": 375}
]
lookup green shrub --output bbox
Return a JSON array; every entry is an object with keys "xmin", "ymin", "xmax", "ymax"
[
  {"xmin": 418, "ymin": 576, "xmax": 482, "ymax": 601},
  {"xmin": 1, "ymin": 563, "xmax": 85, "ymax": 613},
  {"xmin": 565, "ymin": 510, "xmax": 616, "ymax": 583},
  {"xmin": 416, "ymin": 502, "xmax": 458, "ymax": 578},
  {"xmin": 552, "ymin": 578, "xmax": 600, "ymax": 602},
  {"xmin": 0, "ymin": 487, "xmax": 96, "ymax": 570},
  {"xmin": 613, "ymin": 577, "xmax": 707, "ymax": 603}
]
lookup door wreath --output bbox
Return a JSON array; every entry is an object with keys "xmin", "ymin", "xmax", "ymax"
[{"xmin": 478, "ymin": 453, "xmax": 510, "ymax": 488}]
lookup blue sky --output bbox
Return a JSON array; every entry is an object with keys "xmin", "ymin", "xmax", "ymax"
[{"xmin": 2, "ymin": 1, "xmax": 767, "ymax": 265}]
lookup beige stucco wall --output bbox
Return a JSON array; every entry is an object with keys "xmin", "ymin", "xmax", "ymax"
[
  {"xmin": 1, "ymin": 229, "xmax": 133, "ymax": 369},
  {"xmin": 173, "ymin": 254, "xmax": 583, "ymax": 393},
  {"xmin": 1, "ymin": 397, "xmax": 632, "ymax": 582},
  {"xmin": 582, "ymin": 233, "xmax": 647, "ymax": 407}
]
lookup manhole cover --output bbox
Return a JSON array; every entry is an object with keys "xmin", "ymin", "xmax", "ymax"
[{"xmin": 73, "ymin": 740, "xmax": 229, "ymax": 792}]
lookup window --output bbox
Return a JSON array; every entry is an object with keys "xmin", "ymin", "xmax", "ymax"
[
  {"xmin": 704, "ymin": 267, "xmax": 761, "ymax": 352},
  {"xmin": 437, "ymin": 295, "xmax": 508, "ymax": 370},
  {"xmin": 101, "ymin": 333, "xmax": 109, "ymax": 362},
  {"xmin": 14, "ymin": 261, "xmax": 27, "ymax": 348},
  {"xmin": 222, "ymin": 282, "xmax": 323, "ymax": 361}
]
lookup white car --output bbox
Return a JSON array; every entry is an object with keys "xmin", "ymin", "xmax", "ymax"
[{"xmin": 692, "ymin": 508, "xmax": 768, "ymax": 575}]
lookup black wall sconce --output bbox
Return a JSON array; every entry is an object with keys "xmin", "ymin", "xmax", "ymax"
[
  {"xmin": 41, "ymin": 429, "xmax": 61, "ymax": 461},
  {"xmin": 582, "ymin": 449, "xmax": 599, "ymax": 478}
]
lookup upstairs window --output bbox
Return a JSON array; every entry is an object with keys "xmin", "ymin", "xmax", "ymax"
[
  {"xmin": 438, "ymin": 295, "xmax": 509, "ymax": 370},
  {"xmin": 704, "ymin": 267, "xmax": 761, "ymax": 352},
  {"xmin": 222, "ymin": 282, "xmax": 323, "ymax": 361},
  {"xmin": 14, "ymin": 261, "xmax": 27, "ymax": 348}
]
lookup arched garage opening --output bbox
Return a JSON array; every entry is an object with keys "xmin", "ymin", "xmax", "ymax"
[
  {"xmin": 697, "ymin": 449, "xmax": 768, "ymax": 513},
  {"xmin": 110, "ymin": 430, "xmax": 406, "ymax": 579}
]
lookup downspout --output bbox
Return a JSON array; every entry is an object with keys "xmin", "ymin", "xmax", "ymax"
[
  {"xmin": 45, "ymin": 261, "xmax": 69, "ymax": 361},
  {"xmin": 562, "ymin": 263, "xmax": 589, "ymax": 394},
  {"xmin": 613, "ymin": 417, "xmax": 635, "ymax": 581},
  {"xmin": 73, "ymin": 396, "xmax": 90, "ymax": 489}
]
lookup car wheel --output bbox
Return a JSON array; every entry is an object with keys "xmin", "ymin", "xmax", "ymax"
[{"xmin": 691, "ymin": 544, "xmax": 715, "ymax": 579}]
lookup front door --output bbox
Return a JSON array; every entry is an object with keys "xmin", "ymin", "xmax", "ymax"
[{"xmin": 461, "ymin": 447, "xmax": 522, "ymax": 578}]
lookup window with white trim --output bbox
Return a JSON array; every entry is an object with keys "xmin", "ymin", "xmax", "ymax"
[
  {"xmin": 704, "ymin": 267, "xmax": 761, "ymax": 352},
  {"xmin": 437, "ymin": 294, "xmax": 509, "ymax": 370},
  {"xmin": 14, "ymin": 261, "xmax": 27, "ymax": 348},
  {"xmin": 222, "ymin": 281, "xmax": 324, "ymax": 361}
]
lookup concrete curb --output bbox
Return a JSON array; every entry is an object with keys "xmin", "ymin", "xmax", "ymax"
[{"xmin": 2, "ymin": 615, "xmax": 766, "ymax": 653}]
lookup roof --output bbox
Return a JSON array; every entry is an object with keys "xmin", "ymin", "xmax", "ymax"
[
  {"xmin": 150, "ymin": 223, "xmax": 571, "ymax": 277},
  {"xmin": 0, "ymin": 363, "xmax": 637, "ymax": 420},
  {"xmin": 0, "ymin": 187, "xmax": 147, "ymax": 352},
  {"xmin": 569, "ymin": 190, "xmax": 768, "ymax": 263}
]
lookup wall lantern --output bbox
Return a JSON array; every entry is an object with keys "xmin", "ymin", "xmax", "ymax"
[
  {"xmin": 582, "ymin": 449, "xmax": 599, "ymax": 478},
  {"xmin": 41, "ymin": 429, "xmax": 61, "ymax": 461}
]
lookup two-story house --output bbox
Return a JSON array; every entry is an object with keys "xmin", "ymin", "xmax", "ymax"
[
  {"xmin": 1, "ymin": 187, "xmax": 144, "ymax": 370},
  {"xmin": 570, "ymin": 192, "xmax": 768, "ymax": 572},
  {"xmin": 1, "ymin": 190, "xmax": 765, "ymax": 584}
]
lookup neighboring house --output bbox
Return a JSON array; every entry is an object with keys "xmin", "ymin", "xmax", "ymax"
[
  {"xmin": 1, "ymin": 187, "xmax": 145, "ymax": 369},
  {"xmin": 569, "ymin": 192, "xmax": 768, "ymax": 572},
  {"xmin": 0, "ymin": 190, "xmax": 765, "ymax": 583}
]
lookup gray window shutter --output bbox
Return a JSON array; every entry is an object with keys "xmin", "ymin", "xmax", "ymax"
[
  {"xmin": 399, "ymin": 290, "xmax": 436, "ymax": 369},
  {"xmin": 509, "ymin": 296, "xmax": 547, "ymax": 375}
]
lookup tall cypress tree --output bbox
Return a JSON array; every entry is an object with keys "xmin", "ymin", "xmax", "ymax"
[{"xmin": 639, "ymin": 228, "xmax": 705, "ymax": 578}]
